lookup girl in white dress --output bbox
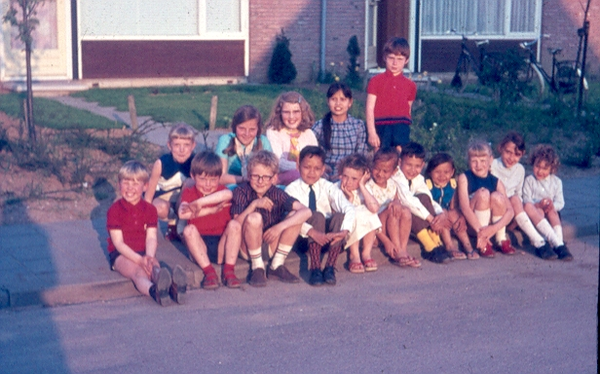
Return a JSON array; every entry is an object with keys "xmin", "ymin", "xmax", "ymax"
[{"xmin": 337, "ymin": 154, "xmax": 382, "ymax": 273}]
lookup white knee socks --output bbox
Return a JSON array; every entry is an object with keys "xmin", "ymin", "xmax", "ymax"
[
  {"xmin": 515, "ymin": 212, "xmax": 546, "ymax": 248},
  {"xmin": 536, "ymin": 219, "xmax": 563, "ymax": 247}
]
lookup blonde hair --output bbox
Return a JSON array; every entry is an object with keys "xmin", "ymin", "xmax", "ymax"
[
  {"xmin": 467, "ymin": 140, "xmax": 493, "ymax": 159},
  {"xmin": 266, "ymin": 91, "xmax": 315, "ymax": 132},
  {"xmin": 118, "ymin": 160, "xmax": 150, "ymax": 183},
  {"xmin": 247, "ymin": 150, "xmax": 279, "ymax": 176},
  {"xmin": 168, "ymin": 123, "xmax": 196, "ymax": 142}
]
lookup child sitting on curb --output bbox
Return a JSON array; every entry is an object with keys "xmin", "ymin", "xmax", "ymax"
[
  {"xmin": 107, "ymin": 160, "xmax": 186, "ymax": 306},
  {"xmin": 179, "ymin": 151, "xmax": 242, "ymax": 290}
]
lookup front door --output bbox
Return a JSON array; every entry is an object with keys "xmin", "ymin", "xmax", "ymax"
[{"xmin": 1, "ymin": 0, "xmax": 71, "ymax": 81}]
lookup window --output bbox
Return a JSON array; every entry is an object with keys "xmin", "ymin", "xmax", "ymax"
[
  {"xmin": 421, "ymin": 0, "xmax": 538, "ymax": 37},
  {"xmin": 79, "ymin": 0, "xmax": 245, "ymax": 39}
]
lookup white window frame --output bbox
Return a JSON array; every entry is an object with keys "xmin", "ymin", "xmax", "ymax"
[
  {"xmin": 419, "ymin": 0, "xmax": 542, "ymax": 41},
  {"xmin": 78, "ymin": 0, "xmax": 248, "ymax": 41}
]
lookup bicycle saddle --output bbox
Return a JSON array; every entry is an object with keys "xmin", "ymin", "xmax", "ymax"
[{"xmin": 548, "ymin": 48, "xmax": 562, "ymax": 55}]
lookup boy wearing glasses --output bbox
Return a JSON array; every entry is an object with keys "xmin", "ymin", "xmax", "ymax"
[
  {"xmin": 179, "ymin": 151, "xmax": 243, "ymax": 290},
  {"xmin": 231, "ymin": 150, "xmax": 311, "ymax": 287}
]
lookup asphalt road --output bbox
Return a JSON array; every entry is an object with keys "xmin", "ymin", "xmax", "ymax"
[{"xmin": 1, "ymin": 236, "xmax": 598, "ymax": 374}]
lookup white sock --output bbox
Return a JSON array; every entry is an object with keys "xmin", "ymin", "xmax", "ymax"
[
  {"xmin": 475, "ymin": 209, "xmax": 491, "ymax": 227},
  {"xmin": 270, "ymin": 244, "xmax": 293, "ymax": 270},
  {"xmin": 553, "ymin": 225, "xmax": 564, "ymax": 244},
  {"xmin": 536, "ymin": 220, "xmax": 563, "ymax": 247},
  {"xmin": 493, "ymin": 215, "xmax": 507, "ymax": 243},
  {"xmin": 249, "ymin": 247, "xmax": 265, "ymax": 270},
  {"xmin": 515, "ymin": 212, "xmax": 545, "ymax": 248}
]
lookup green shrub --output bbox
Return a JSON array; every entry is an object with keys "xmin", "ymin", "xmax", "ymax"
[{"xmin": 268, "ymin": 29, "xmax": 297, "ymax": 84}]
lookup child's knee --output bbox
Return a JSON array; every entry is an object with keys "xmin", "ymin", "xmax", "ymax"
[
  {"xmin": 226, "ymin": 219, "xmax": 242, "ymax": 234},
  {"xmin": 182, "ymin": 224, "xmax": 198, "ymax": 239},
  {"xmin": 401, "ymin": 206, "xmax": 412, "ymax": 220},
  {"xmin": 474, "ymin": 188, "xmax": 491, "ymax": 201},
  {"xmin": 244, "ymin": 212, "xmax": 264, "ymax": 229},
  {"xmin": 490, "ymin": 192, "xmax": 506, "ymax": 209}
]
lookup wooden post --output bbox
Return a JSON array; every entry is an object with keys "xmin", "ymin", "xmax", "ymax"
[
  {"xmin": 127, "ymin": 95, "xmax": 138, "ymax": 130},
  {"xmin": 209, "ymin": 95, "xmax": 218, "ymax": 131}
]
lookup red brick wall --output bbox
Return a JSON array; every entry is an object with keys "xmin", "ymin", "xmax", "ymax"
[
  {"xmin": 541, "ymin": 0, "xmax": 599, "ymax": 78},
  {"xmin": 249, "ymin": 0, "xmax": 366, "ymax": 83}
]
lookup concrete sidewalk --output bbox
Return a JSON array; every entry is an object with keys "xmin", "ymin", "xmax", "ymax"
[{"xmin": 0, "ymin": 173, "xmax": 597, "ymax": 309}]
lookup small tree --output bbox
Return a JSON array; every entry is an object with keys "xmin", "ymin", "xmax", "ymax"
[
  {"xmin": 344, "ymin": 35, "xmax": 362, "ymax": 90},
  {"xmin": 3, "ymin": 0, "xmax": 45, "ymax": 144},
  {"xmin": 268, "ymin": 29, "xmax": 297, "ymax": 84}
]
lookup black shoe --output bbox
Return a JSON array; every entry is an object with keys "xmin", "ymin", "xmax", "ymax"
[
  {"xmin": 554, "ymin": 245, "xmax": 574, "ymax": 261},
  {"xmin": 422, "ymin": 246, "xmax": 450, "ymax": 264},
  {"xmin": 169, "ymin": 265, "xmax": 187, "ymax": 304},
  {"xmin": 150, "ymin": 267, "xmax": 172, "ymax": 306},
  {"xmin": 536, "ymin": 243, "xmax": 558, "ymax": 260},
  {"xmin": 248, "ymin": 268, "xmax": 267, "ymax": 287},
  {"xmin": 309, "ymin": 269, "xmax": 324, "ymax": 286},
  {"xmin": 268, "ymin": 265, "xmax": 300, "ymax": 283},
  {"xmin": 322, "ymin": 266, "xmax": 336, "ymax": 285}
]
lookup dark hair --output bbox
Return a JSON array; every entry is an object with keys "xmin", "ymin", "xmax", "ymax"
[
  {"xmin": 400, "ymin": 142, "xmax": 426, "ymax": 160},
  {"xmin": 383, "ymin": 37, "xmax": 410, "ymax": 59},
  {"xmin": 223, "ymin": 105, "xmax": 264, "ymax": 157},
  {"xmin": 530, "ymin": 144, "xmax": 560, "ymax": 174},
  {"xmin": 191, "ymin": 151, "xmax": 223, "ymax": 177},
  {"xmin": 337, "ymin": 153, "xmax": 370, "ymax": 176},
  {"xmin": 265, "ymin": 91, "xmax": 315, "ymax": 132},
  {"xmin": 498, "ymin": 131, "xmax": 526, "ymax": 153},
  {"xmin": 372, "ymin": 147, "xmax": 399, "ymax": 166},
  {"xmin": 425, "ymin": 153, "xmax": 455, "ymax": 179},
  {"xmin": 299, "ymin": 145, "xmax": 326, "ymax": 165},
  {"xmin": 321, "ymin": 83, "xmax": 353, "ymax": 150}
]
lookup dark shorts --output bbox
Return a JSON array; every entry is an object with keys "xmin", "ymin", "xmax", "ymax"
[
  {"xmin": 375, "ymin": 124, "xmax": 410, "ymax": 148},
  {"xmin": 109, "ymin": 250, "xmax": 146, "ymax": 271}
]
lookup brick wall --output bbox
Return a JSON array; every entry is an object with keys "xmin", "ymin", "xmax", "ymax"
[
  {"xmin": 541, "ymin": 0, "xmax": 599, "ymax": 78},
  {"xmin": 249, "ymin": 0, "xmax": 366, "ymax": 83}
]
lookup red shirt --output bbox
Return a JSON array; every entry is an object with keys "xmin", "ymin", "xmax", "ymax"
[
  {"xmin": 106, "ymin": 199, "xmax": 158, "ymax": 253},
  {"xmin": 181, "ymin": 184, "xmax": 231, "ymax": 236},
  {"xmin": 367, "ymin": 70, "xmax": 417, "ymax": 125}
]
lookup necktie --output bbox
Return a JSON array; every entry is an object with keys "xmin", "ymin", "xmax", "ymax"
[{"xmin": 309, "ymin": 185, "xmax": 317, "ymax": 211}]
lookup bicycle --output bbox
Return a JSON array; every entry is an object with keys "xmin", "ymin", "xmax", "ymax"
[
  {"xmin": 450, "ymin": 32, "xmax": 506, "ymax": 94},
  {"xmin": 518, "ymin": 36, "xmax": 588, "ymax": 101}
]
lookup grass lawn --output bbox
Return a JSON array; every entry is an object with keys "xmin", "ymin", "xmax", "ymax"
[
  {"xmin": 73, "ymin": 84, "xmax": 367, "ymax": 130},
  {"xmin": 0, "ymin": 92, "xmax": 119, "ymax": 129}
]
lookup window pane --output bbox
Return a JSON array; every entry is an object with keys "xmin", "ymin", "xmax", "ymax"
[
  {"xmin": 422, "ymin": 0, "xmax": 504, "ymax": 35},
  {"xmin": 80, "ymin": 0, "xmax": 198, "ymax": 37},
  {"xmin": 511, "ymin": 0, "xmax": 536, "ymax": 33},
  {"xmin": 206, "ymin": 0, "xmax": 241, "ymax": 33}
]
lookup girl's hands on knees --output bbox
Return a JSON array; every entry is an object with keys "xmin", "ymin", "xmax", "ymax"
[{"xmin": 389, "ymin": 200, "xmax": 403, "ymax": 218}]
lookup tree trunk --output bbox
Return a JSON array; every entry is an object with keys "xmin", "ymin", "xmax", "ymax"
[{"xmin": 25, "ymin": 41, "xmax": 36, "ymax": 144}]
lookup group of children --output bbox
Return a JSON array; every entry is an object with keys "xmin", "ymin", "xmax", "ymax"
[{"xmin": 106, "ymin": 37, "xmax": 572, "ymax": 306}]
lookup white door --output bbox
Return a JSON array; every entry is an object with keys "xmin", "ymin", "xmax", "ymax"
[{"xmin": 1, "ymin": 0, "xmax": 71, "ymax": 81}]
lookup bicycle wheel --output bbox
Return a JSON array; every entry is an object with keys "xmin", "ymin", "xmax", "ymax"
[
  {"xmin": 517, "ymin": 63, "xmax": 545, "ymax": 101},
  {"xmin": 451, "ymin": 55, "xmax": 477, "ymax": 93}
]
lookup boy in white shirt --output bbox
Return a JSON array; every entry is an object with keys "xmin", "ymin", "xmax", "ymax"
[{"xmin": 285, "ymin": 146, "xmax": 356, "ymax": 286}]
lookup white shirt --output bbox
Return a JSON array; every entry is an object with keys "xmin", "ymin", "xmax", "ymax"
[
  {"xmin": 285, "ymin": 177, "xmax": 356, "ymax": 237},
  {"xmin": 522, "ymin": 174, "xmax": 564, "ymax": 211},
  {"xmin": 391, "ymin": 168, "xmax": 443, "ymax": 220},
  {"xmin": 365, "ymin": 178, "xmax": 399, "ymax": 214},
  {"xmin": 491, "ymin": 158, "xmax": 525, "ymax": 199}
]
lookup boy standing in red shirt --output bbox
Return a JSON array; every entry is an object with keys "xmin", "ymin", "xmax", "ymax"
[{"xmin": 366, "ymin": 37, "xmax": 416, "ymax": 153}]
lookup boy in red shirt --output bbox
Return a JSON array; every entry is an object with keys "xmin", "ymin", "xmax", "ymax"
[
  {"xmin": 366, "ymin": 37, "xmax": 417, "ymax": 153},
  {"xmin": 107, "ymin": 160, "xmax": 186, "ymax": 306},
  {"xmin": 179, "ymin": 151, "xmax": 242, "ymax": 289}
]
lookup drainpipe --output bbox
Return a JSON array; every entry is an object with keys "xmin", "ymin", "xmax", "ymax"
[{"xmin": 320, "ymin": 0, "xmax": 327, "ymax": 81}]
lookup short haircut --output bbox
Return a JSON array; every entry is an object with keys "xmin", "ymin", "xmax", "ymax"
[
  {"xmin": 168, "ymin": 123, "xmax": 196, "ymax": 142},
  {"xmin": 299, "ymin": 146, "xmax": 326, "ymax": 165},
  {"xmin": 467, "ymin": 140, "xmax": 493, "ymax": 159},
  {"xmin": 400, "ymin": 142, "xmax": 426, "ymax": 160},
  {"xmin": 337, "ymin": 153, "xmax": 370, "ymax": 176},
  {"xmin": 425, "ymin": 153, "xmax": 455, "ymax": 179},
  {"xmin": 372, "ymin": 147, "xmax": 399, "ymax": 166},
  {"xmin": 530, "ymin": 144, "xmax": 560, "ymax": 173},
  {"xmin": 266, "ymin": 91, "xmax": 315, "ymax": 132},
  {"xmin": 191, "ymin": 151, "xmax": 222, "ymax": 177},
  {"xmin": 247, "ymin": 150, "xmax": 279, "ymax": 175},
  {"xmin": 383, "ymin": 37, "xmax": 410, "ymax": 59},
  {"xmin": 499, "ymin": 131, "xmax": 525, "ymax": 153},
  {"xmin": 118, "ymin": 160, "xmax": 149, "ymax": 183}
]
